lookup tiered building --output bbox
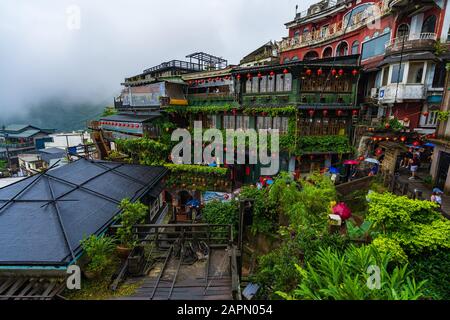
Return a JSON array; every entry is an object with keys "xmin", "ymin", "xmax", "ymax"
[{"xmin": 90, "ymin": 0, "xmax": 450, "ymax": 187}]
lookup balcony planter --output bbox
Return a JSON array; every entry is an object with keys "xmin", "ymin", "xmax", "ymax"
[
  {"xmin": 116, "ymin": 245, "xmax": 132, "ymax": 260},
  {"xmin": 127, "ymin": 246, "xmax": 145, "ymax": 276}
]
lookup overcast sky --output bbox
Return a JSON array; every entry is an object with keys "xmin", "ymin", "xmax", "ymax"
[{"xmin": 0, "ymin": 0, "xmax": 315, "ymax": 118}]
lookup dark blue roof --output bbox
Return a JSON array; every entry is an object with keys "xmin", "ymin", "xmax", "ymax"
[{"xmin": 0, "ymin": 159, "xmax": 167, "ymax": 267}]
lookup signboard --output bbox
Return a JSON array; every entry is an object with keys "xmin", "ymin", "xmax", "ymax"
[{"xmin": 122, "ymin": 82, "xmax": 166, "ymax": 107}]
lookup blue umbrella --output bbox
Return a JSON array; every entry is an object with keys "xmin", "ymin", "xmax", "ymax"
[
  {"xmin": 424, "ymin": 142, "xmax": 435, "ymax": 148},
  {"xmin": 186, "ymin": 199, "xmax": 200, "ymax": 207},
  {"xmin": 329, "ymin": 167, "xmax": 340, "ymax": 174},
  {"xmin": 208, "ymin": 162, "xmax": 217, "ymax": 167},
  {"xmin": 433, "ymin": 188, "xmax": 443, "ymax": 194},
  {"xmin": 266, "ymin": 179, "xmax": 274, "ymax": 185}
]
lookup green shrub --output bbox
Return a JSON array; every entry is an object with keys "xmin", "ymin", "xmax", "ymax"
[
  {"xmin": 202, "ymin": 200, "xmax": 238, "ymax": 234},
  {"xmin": 116, "ymin": 199, "xmax": 148, "ymax": 248},
  {"xmin": 80, "ymin": 235, "xmax": 116, "ymax": 274}
]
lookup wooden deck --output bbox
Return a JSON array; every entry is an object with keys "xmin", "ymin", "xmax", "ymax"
[{"xmin": 117, "ymin": 249, "xmax": 233, "ymax": 300}]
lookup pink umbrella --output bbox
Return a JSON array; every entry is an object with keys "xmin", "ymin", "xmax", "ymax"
[
  {"xmin": 343, "ymin": 160, "xmax": 360, "ymax": 165},
  {"xmin": 332, "ymin": 202, "xmax": 352, "ymax": 221}
]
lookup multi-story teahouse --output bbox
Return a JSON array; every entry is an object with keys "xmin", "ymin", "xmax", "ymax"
[{"xmin": 91, "ymin": 0, "xmax": 450, "ymax": 186}]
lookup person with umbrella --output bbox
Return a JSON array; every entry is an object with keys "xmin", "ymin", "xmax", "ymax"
[{"xmin": 431, "ymin": 188, "xmax": 443, "ymax": 209}]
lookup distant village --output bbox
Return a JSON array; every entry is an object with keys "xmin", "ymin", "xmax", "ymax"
[{"xmin": 1, "ymin": 0, "xmax": 449, "ymax": 301}]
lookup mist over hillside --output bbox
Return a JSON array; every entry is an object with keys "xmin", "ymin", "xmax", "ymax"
[{"xmin": 1, "ymin": 99, "xmax": 109, "ymax": 132}]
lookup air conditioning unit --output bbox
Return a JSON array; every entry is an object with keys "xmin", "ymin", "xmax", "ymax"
[{"xmin": 370, "ymin": 88, "xmax": 379, "ymax": 98}]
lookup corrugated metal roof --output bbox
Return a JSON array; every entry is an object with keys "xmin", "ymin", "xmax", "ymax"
[
  {"xmin": 0, "ymin": 159, "xmax": 167, "ymax": 267},
  {"xmin": 6, "ymin": 129, "xmax": 41, "ymax": 138}
]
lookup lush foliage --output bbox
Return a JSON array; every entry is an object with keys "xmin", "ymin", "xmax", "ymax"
[
  {"xmin": 0, "ymin": 160, "xmax": 6, "ymax": 170},
  {"xmin": 293, "ymin": 135, "xmax": 353, "ymax": 155},
  {"xmin": 269, "ymin": 173, "xmax": 336, "ymax": 233},
  {"xmin": 409, "ymin": 250, "xmax": 450, "ymax": 300},
  {"xmin": 239, "ymin": 186, "xmax": 278, "ymax": 235},
  {"xmin": 242, "ymin": 106, "xmax": 298, "ymax": 116},
  {"xmin": 165, "ymin": 105, "xmax": 237, "ymax": 115},
  {"xmin": 102, "ymin": 106, "xmax": 117, "ymax": 117},
  {"xmin": 116, "ymin": 137, "xmax": 170, "ymax": 165},
  {"xmin": 367, "ymin": 192, "xmax": 450, "ymax": 255},
  {"xmin": 80, "ymin": 235, "xmax": 116, "ymax": 275},
  {"xmin": 115, "ymin": 199, "xmax": 148, "ymax": 248},
  {"xmin": 164, "ymin": 164, "xmax": 228, "ymax": 177},
  {"xmin": 277, "ymin": 245, "xmax": 426, "ymax": 300},
  {"xmin": 202, "ymin": 200, "xmax": 239, "ymax": 234}
]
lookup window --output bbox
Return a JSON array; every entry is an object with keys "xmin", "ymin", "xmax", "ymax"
[
  {"xmin": 336, "ymin": 42, "xmax": 348, "ymax": 57},
  {"xmin": 422, "ymin": 15, "xmax": 437, "ymax": 33},
  {"xmin": 397, "ymin": 24, "xmax": 409, "ymax": 38},
  {"xmin": 291, "ymin": 56, "xmax": 299, "ymax": 61},
  {"xmin": 351, "ymin": 41, "xmax": 360, "ymax": 54},
  {"xmin": 207, "ymin": 115, "xmax": 217, "ymax": 128},
  {"xmin": 283, "ymin": 57, "xmax": 290, "ymax": 64},
  {"xmin": 246, "ymin": 79, "xmax": 252, "ymax": 93},
  {"xmin": 424, "ymin": 111, "xmax": 438, "ymax": 126},
  {"xmin": 276, "ymin": 73, "xmax": 292, "ymax": 92},
  {"xmin": 391, "ymin": 63, "xmax": 405, "ymax": 84},
  {"xmin": 382, "ymin": 67, "xmax": 389, "ymax": 86},
  {"xmin": 303, "ymin": 51, "xmax": 319, "ymax": 60},
  {"xmin": 260, "ymin": 76, "xmax": 268, "ymax": 93},
  {"xmin": 323, "ymin": 47, "xmax": 333, "ymax": 58},
  {"xmin": 267, "ymin": 75, "xmax": 275, "ymax": 92},
  {"xmin": 257, "ymin": 117, "xmax": 273, "ymax": 130},
  {"xmin": 321, "ymin": 25, "xmax": 329, "ymax": 37},
  {"xmin": 433, "ymin": 62, "xmax": 447, "ymax": 88},
  {"xmin": 294, "ymin": 30, "xmax": 300, "ymax": 38},
  {"xmin": 383, "ymin": 27, "xmax": 391, "ymax": 34},
  {"xmin": 236, "ymin": 116, "xmax": 250, "ymax": 130},
  {"xmin": 407, "ymin": 62, "xmax": 424, "ymax": 84},
  {"xmin": 272, "ymin": 117, "xmax": 289, "ymax": 133},
  {"xmin": 252, "ymin": 77, "xmax": 259, "ymax": 93},
  {"xmin": 373, "ymin": 31, "xmax": 379, "ymax": 37},
  {"xmin": 361, "ymin": 32, "xmax": 390, "ymax": 60},
  {"xmin": 223, "ymin": 115, "xmax": 235, "ymax": 129}
]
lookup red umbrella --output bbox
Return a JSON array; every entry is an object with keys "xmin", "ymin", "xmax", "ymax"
[
  {"xmin": 332, "ymin": 202, "xmax": 352, "ymax": 221},
  {"xmin": 343, "ymin": 160, "xmax": 360, "ymax": 165}
]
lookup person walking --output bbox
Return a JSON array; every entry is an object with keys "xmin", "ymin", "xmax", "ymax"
[{"xmin": 409, "ymin": 154, "xmax": 420, "ymax": 180}]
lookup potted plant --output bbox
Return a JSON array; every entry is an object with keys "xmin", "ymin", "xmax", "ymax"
[
  {"xmin": 80, "ymin": 234, "xmax": 115, "ymax": 279},
  {"xmin": 115, "ymin": 199, "xmax": 148, "ymax": 259}
]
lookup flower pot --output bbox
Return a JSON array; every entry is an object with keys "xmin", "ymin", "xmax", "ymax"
[{"xmin": 116, "ymin": 245, "xmax": 132, "ymax": 259}]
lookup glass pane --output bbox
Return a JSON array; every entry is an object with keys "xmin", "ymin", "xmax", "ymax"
[
  {"xmin": 276, "ymin": 74, "xmax": 284, "ymax": 92},
  {"xmin": 391, "ymin": 64, "xmax": 405, "ymax": 83},
  {"xmin": 284, "ymin": 73, "xmax": 292, "ymax": 92},
  {"xmin": 268, "ymin": 76, "xmax": 275, "ymax": 92},
  {"xmin": 361, "ymin": 33, "xmax": 390, "ymax": 60},
  {"xmin": 252, "ymin": 77, "xmax": 259, "ymax": 93},
  {"xmin": 407, "ymin": 62, "xmax": 424, "ymax": 84},
  {"xmin": 246, "ymin": 80, "xmax": 252, "ymax": 93},
  {"xmin": 260, "ymin": 76, "xmax": 268, "ymax": 93}
]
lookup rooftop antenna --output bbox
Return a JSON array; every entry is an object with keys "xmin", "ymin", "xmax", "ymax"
[{"xmin": 295, "ymin": 4, "xmax": 298, "ymax": 16}]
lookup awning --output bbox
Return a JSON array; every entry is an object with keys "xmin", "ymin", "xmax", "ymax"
[{"xmin": 377, "ymin": 52, "xmax": 438, "ymax": 67}]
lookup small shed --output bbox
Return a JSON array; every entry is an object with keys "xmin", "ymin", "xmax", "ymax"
[{"xmin": 379, "ymin": 141, "xmax": 408, "ymax": 174}]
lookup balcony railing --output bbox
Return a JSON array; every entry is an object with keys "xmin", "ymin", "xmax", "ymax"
[
  {"xmin": 280, "ymin": 0, "xmax": 389, "ymax": 52},
  {"xmin": 385, "ymin": 33, "xmax": 437, "ymax": 54},
  {"xmin": 378, "ymin": 84, "xmax": 427, "ymax": 103}
]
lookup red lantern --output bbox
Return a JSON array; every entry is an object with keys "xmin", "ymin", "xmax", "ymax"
[
  {"xmin": 270, "ymin": 71, "xmax": 275, "ymax": 77},
  {"xmin": 305, "ymin": 69, "xmax": 312, "ymax": 76},
  {"xmin": 317, "ymin": 69, "xmax": 323, "ymax": 76},
  {"xmin": 338, "ymin": 69, "xmax": 344, "ymax": 76},
  {"xmin": 337, "ymin": 110, "xmax": 343, "ymax": 117},
  {"xmin": 423, "ymin": 111, "xmax": 429, "ymax": 117},
  {"xmin": 308, "ymin": 109, "xmax": 315, "ymax": 117},
  {"xmin": 331, "ymin": 69, "xmax": 337, "ymax": 76},
  {"xmin": 323, "ymin": 109, "xmax": 329, "ymax": 117},
  {"xmin": 385, "ymin": 123, "xmax": 390, "ymax": 129},
  {"xmin": 257, "ymin": 72, "xmax": 262, "ymax": 78},
  {"xmin": 400, "ymin": 136, "xmax": 406, "ymax": 142},
  {"xmin": 352, "ymin": 69, "xmax": 358, "ymax": 76},
  {"xmin": 413, "ymin": 141, "xmax": 420, "ymax": 147},
  {"xmin": 283, "ymin": 68, "xmax": 289, "ymax": 74},
  {"xmin": 431, "ymin": 133, "xmax": 436, "ymax": 138},
  {"xmin": 245, "ymin": 166, "xmax": 251, "ymax": 176},
  {"xmin": 358, "ymin": 156, "xmax": 365, "ymax": 161},
  {"xmin": 247, "ymin": 73, "xmax": 252, "ymax": 79},
  {"xmin": 236, "ymin": 74, "xmax": 241, "ymax": 80},
  {"xmin": 403, "ymin": 117, "xmax": 410, "ymax": 123},
  {"xmin": 232, "ymin": 109, "xmax": 237, "ymax": 116},
  {"xmin": 352, "ymin": 110, "xmax": 358, "ymax": 116},
  {"xmin": 216, "ymin": 77, "xmax": 221, "ymax": 81}
]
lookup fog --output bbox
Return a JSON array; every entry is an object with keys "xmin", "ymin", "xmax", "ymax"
[{"xmin": 0, "ymin": 0, "xmax": 314, "ymax": 120}]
